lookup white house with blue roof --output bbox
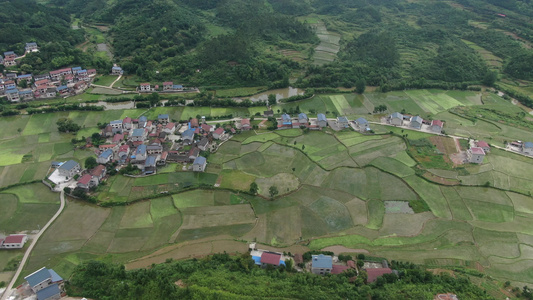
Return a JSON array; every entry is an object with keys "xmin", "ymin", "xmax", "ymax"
[
  {"xmin": 298, "ymin": 113, "xmax": 308, "ymax": 124},
  {"xmin": 158, "ymin": 114, "xmax": 170, "ymax": 125},
  {"xmin": 130, "ymin": 128, "xmax": 147, "ymax": 142},
  {"xmin": 355, "ymin": 117, "xmax": 370, "ymax": 133},
  {"xmin": 25, "ymin": 267, "xmax": 63, "ymax": 299},
  {"xmin": 97, "ymin": 149, "xmax": 114, "ymax": 164},
  {"xmin": 311, "ymin": 254, "xmax": 333, "ymax": 275},
  {"xmin": 317, "ymin": 113, "xmax": 327, "ymax": 128},
  {"xmin": 193, "ymin": 156, "xmax": 207, "ymax": 172},
  {"xmin": 182, "ymin": 128, "xmax": 195, "ymax": 144},
  {"xmin": 144, "ymin": 156, "xmax": 157, "ymax": 174},
  {"xmin": 281, "ymin": 114, "xmax": 292, "ymax": 127},
  {"xmin": 523, "ymin": 142, "xmax": 533, "ymax": 155},
  {"xmin": 134, "ymin": 144, "xmax": 147, "ymax": 161},
  {"xmin": 25, "ymin": 42, "xmax": 39, "ymax": 53},
  {"xmin": 337, "ymin": 116, "xmax": 349, "ymax": 128},
  {"xmin": 112, "ymin": 66, "xmax": 123, "ymax": 75},
  {"xmin": 138, "ymin": 116, "xmax": 148, "ymax": 128},
  {"xmin": 57, "ymin": 160, "xmax": 80, "ymax": 179},
  {"xmin": 6, "ymin": 88, "xmax": 20, "ymax": 102}
]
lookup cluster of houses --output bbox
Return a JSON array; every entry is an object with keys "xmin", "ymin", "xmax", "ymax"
[
  {"xmin": 0, "ymin": 42, "xmax": 39, "ymax": 68},
  {"xmin": 467, "ymin": 140, "xmax": 490, "ymax": 164},
  {"xmin": 274, "ymin": 112, "xmax": 372, "ymax": 133},
  {"xmin": 0, "ymin": 234, "xmax": 28, "ymax": 249},
  {"xmin": 137, "ymin": 81, "xmax": 187, "ymax": 93},
  {"xmin": 22, "ymin": 267, "xmax": 64, "ymax": 300},
  {"xmin": 249, "ymin": 244, "xmax": 394, "ymax": 283},
  {"xmin": 388, "ymin": 112, "xmax": 444, "ymax": 133},
  {"xmin": 508, "ymin": 140, "xmax": 533, "ymax": 157},
  {"xmin": 1, "ymin": 65, "xmax": 96, "ymax": 102}
]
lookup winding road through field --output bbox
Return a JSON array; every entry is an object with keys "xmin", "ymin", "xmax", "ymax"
[{"xmin": 0, "ymin": 191, "xmax": 66, "ymax": 300}]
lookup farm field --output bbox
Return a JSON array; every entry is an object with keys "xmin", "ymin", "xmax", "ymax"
[{"xmin": 3, "ymin": 88, "xmax": 533, "ymax": 288}]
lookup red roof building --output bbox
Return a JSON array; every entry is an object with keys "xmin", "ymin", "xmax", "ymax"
[
  {"xmin": 201, "ymin": 124, "xmax": 212, "ymax": 133},
  {"xmin": 90, "ymin": 165, "xmax": 106, "ymax": 178},
  {"xmin": 331, "ymin": 265, "xmax": 350, "ymax": 274},
  {"xmin": 214, "ymin": 127, "xmax": 224, "ymax": 135},
  {"xmin": 347, "ymin": 260, "xmax": 356, "ymax": 269},
  {"xmin": 4, "ymin": 235, "xmax": 26, "ymax": 244},
  {"xmin": 470, "ymin": 147, "xmax": 485, "ymax": 155},
  {"xmin": 49, "ymin": 68, "xmax": 72, "ymax": 75},
  {"xmin": 431, "ymin": 120, "xmax": 443, "ymax": 127},
  {"xmin": 260, "ymin": 252, "xmax": 281, "ymax": 266},
  {"xmin": 190, "ymin": 118, "xmax": 199, "ymax": 128},
  {"xmin": 78, "ymin": 174, "xmax": 92, "ymax": 185},
  {"xmin": 366, "ymin": 268, "xmax": 392, "ymax": 283},
  {"xmin": 112, "ymin": 134, "xmax": 124, "ymax": 143}
]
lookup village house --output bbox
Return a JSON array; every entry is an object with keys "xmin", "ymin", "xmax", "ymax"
[
  {"xmin": 213, "ymin": 127, "xmax": 224, "ymax": 140},
  {"xmin": 73, "ymin": 81, "xmax": 87, "ymax": 93},
  {"xmin": 78, "ymin": 69, "xmax": 89, "ymax": 81},
  {"xmin": 317, "ymin": 113, "xmax": 327, "ymax": 128},
  {"xmin": 139, "ymin": 83, "xmax": 151, "ymax": 92},
  {"xmin": 77, "ymin": 174, "xmax": 98, "ymax": 190},
  {"xmin": 164, "ymin": 122, "xmax": 176, "ymax": 134},
  {"xmin": 87, "ymin": 69, "xmax": 97, "ymax": 76},
  {"xmin": 355, "ymin": 117, "xmax": 370, "ymax": 133},
  {"xmin": 25, "ymin": 42, "xmax": 39, "ymax": 53},
  {"xmin": 337, "ymin": 116, "xmax": 349, "ymax": 128},
  {"xmin": 98, "ymin": 144, "xmax": 118, "ymax": 153},
  {"xmin": 280, "ymin": 114, "xmax": 292, "ymax": 128},
  {"xmin": 158, "ymin": 114, "xmax": 170, "ymax": 125},
  {"xmin": 4, "ymin": 80, "xmax": 16, "ymax": 90},
  {"xmin": 173, "ymin": 84, "xmax": 183, "ymax": 90},
  {"xmin": 190, "ymin": 118, "xmax": 199, "ymax": 128},
  {"xmin": 71, "ymin": 67, "xmax": 82, "ymax": 74},
  {"xmin": 34, "ymin": 79, "xmax": 49, "ymax": 87},
  {"xmin": 111, "ymin": 66, "xmax": 123, "ymax": 75},
  {"xmin": 122, "ymin": 117, "xmax": 132, "ymax": 130},
  {"xmin": 311, "ymin": 254, "xmax": 333, "ymax": 275},
  {"xmin": 193, "ymin": 156, "xmax": 207, "ymax": 172},
  {"xmin": 198, "ymin": 137, "xmax": 209, "ymax": 151},
  {"xmin": 298, "ymin": 113, "xmax": 309, "ymax": 125},
  {"xmin": 19, "ymin": 89, "xmax": 34, "ymax": 101},
  {"xmin": 158, "ymin": 151, "xmax": 168, "ymax": 166},
  {"xmin": 44, "ymin": 87, "xmax": 57, "ymax": 99},
  {"xmin": 434, "ymin": 293, "xmax": 459, "ymax": 300},
  {"xmin": 4, "ymin": 57, "xmax": 16, "ymax": 67},
  {"xmin": 241, "ymin": 118, "xmax": 251, "ymax": 130},
  {"xmin": 97, "ymin": 149, "xmax": 114, "ymax": 164},
  {"xmin": 260, "ymin": 252, "xmax": 282, "ymax": 268},
  {"xmin": 147, "ymin": 143, "xmax": 163, "ymax": 155},
  {"xmin": 163, "ymin": 81, "xmax": 173, "ymax": 91},
  {"xmin": 58, "ymin": 160, "xmax": 80, "ymax": 180},
  {"xmin": 182, "ymin": 128, "xmax": 195, "ymax": 144},
  {"xmin": 410, "ymin": 116, "xmax": 423, "ymax": 129},
  {"xmin": 144, "ymin": 156, "xmax": 157, "ymax": 174},
  {"xmin": 468, "ymin": 147, "xmax": 485, "ymax": 164},
  {"xmin": 134, "ymin": 144, "xmax": 147, "ymax": 161},
  {"xmin": 476, "ymin": 141, "xmax": 490, "ymax": 153},
  {"xmin": 6, "ymin": 88, "xmax": 20, "ymax": 102},
  {"xmin": 56, "ymin": 85, "xmax": 69, "ymax": 96},
  {"xmin": 201, "ymin": 123, "xmax": 212, "ymax": 134},
  {"xmin": 188, "ymin": 147, "xmax": 200, "ymax": 161},
  {"xmin": 523, "ymin": 142, "xmax": 533, "ymax": 155},
  {"xmin": 4, "ymin": 51, "xmax": 16, "ymax": 59},
  {"xmin": 366, "ymin": 268, "xmax": 393, "ymax": 283},
  {"xmin": 90, "ymin": 165, "xmax": 106, "ymax": 181},
  {"xmin": 34, "ymin": 74, "xmax": 51, "ymax": 81},
  {"xmin": 0, "ymin": 234, "xmax": 28, "ymax": 249},
  {"xmin": 130, "ymin": 128, "xmax": 147, "ymax": 142},
  {"xmin": 49, "ymin": 68, "xmax": 73, "ymax": 81},
  {"xmin": 431, "ymin": 120, "xmax": 443, "ymax": 133},
  {"xmin": 109, "ymin": 120, "xmax": 123, "ymax": 133},
  {"xmin": 390, "ymin": 112, "xmax": 404, "ymax": 126},
  {"xmin": 17, "ymin": 74, "xmax": 32, "ymax": 84},
  {"xmin": 138, "ymin": 116, "xmax": 148, "ymax": 128},
  {"xmin": 24, "ymin": 267, "xmax": 63, "ymax": 300},
  {"xmin": 264, "ymin": 110, "xmax": 274, "ymax": 117},
  {"xmin": 118, "ymin": 145, "xmax": 130, "ymax": 163}
]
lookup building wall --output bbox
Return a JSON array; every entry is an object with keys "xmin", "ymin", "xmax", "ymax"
[{"xmin": 391, "ymin": 118, "xmax": 402, "ymax": 126}]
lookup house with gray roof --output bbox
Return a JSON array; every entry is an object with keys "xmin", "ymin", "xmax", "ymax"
[
  {"xmin": 410, "ymin": 116, "xmax": 423, "ymax": 129},
  {"xmin": 390, "ymin": 112, "xmax": 404, "ymax": 126},
  {"xmin": 158, "ymin": 114, "xmax": 170, "ymax": 125},
  {"xmin": 57, "ymin": 160, "xmax": 80, "ymax": 179},
  {"xmin": 311, "ymin": 254, "xmax": 333, "ymax": 275},
  {"xmin": 523, "ymin": 142, "xmax": 533, "ymax": 155},
  {"xmin": 193, "ymin": 156, "xmax": 207, "ymax": 172},
  {"xmin": 138, "ymin": 116, "xmax": 147, "ymax": 128},
  {"xmin": 298, "ymin": 113, "xmax": 308, "ymax": 125},
  {"xmin": 97, "ymin": 149, "xmax": 113, "ymax": 164},
  {"xmin": 317, "ymin": 114, "xmax": 327, "ymax": 128},
  {"xmin": 134, "ymin": 144, "xmax": 147, "ymax": 161},
  {"xmin": 109, "ymin": 120, "xmax": 123, "ymax": 133},
  {"xmin": 355, "ymin": 117, "xmax": 370, "ymax": 133},
  {"xmin": 25, "ymin": 267, "xmax": 63, "ymax": 296},
  {"xmin": 144, "ymin": 156, "xmax": 157, "ymax": 174},
  {"xmin": 281, "ymin": 114, "xmax": 292, "ymax": 126},
  {"xmin": 182, "ymin": 128, "xmax": 195, "ymax": 144},
  {"xmin": 337, "ymin": 116, "xmax": 349, "ymax": 128},
  {"xmin": 130, "ymin": 128, "xmax": 146, "ymax": 142}
]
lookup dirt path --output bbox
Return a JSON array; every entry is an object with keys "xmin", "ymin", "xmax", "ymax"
[
  {"xmin": 1, "ymin": 191, "xmax": 66, "ymax": 300},
  {"xmin": 109, "ymin": 74, "xmax": 122, "ymax": 88}
]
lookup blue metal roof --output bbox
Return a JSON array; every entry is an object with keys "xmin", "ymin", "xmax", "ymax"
[
  {"xmin": 139, "ymin": 116, "xmax": 147, "ymax": 122},
  {"xmin": 19, "ymin": 90, "xmax": 33, "ymax": 95},
  {"xmin": 6, "ymin": 88, "xmax": 18, "ymax": 94},
  {"xmin": 252, "ymin": 255, "xmax": 261, "ymax": 265},
  {"xmin": 145, "ymin": 156, "xmax": 156, "ymax": 166},
  {"xmin": 282, "ymin": 114, "xmax": 291, "ymax": 124},
  {"xmin": 25, "ymin": 267, "xmax": 51, "ymax": 287},
  {"xmin": 71, "ymin": 67, "xmax": 82, "ymax": 71},
  {"xmin": 524, "ymin": 142, "xmax": 533, "ymax": 148},
  {"xmin": 17, "ymin": 74, "xmax": 32, "ymax": 79},
  {"xmin": 356, "ymin": 117, "xmax": 368, "ymax": 125},
  {"xmin": 36, "ymin": 283, "xmax": 60, "ymax": 300},
  {"xmin": 132, "ymin": 128, "xmax": 145, "ymax": 137},
  {"xmin": 193, "ymin": 156, "xmax": 206, "ymax": 165},
  {"xmin": 317, "ymin": 114, "xmax": 327, "ymax": 121},
  {"xmin": 59, "ymin": 160, "xmax": 78, "ymax": 171},
  {"xmin": 78, "ymin": 69, "xmax": 87, "ymax": 73},
  {"xmin": 48, "ymin": 269, "xmax": 63, "ymax": 283},
  {"xmin": 4, "ymin": 51, "xmax": 14, "ymax": 55},
  {"xmin": 182, "ymin": 129, "xmax": 194, "ymax": 138},
  {"xmin": 99, "ymin": 149, "xmax": 113, "ymax": 159},
  {"xmin": 411, "ymin": 116, "xmax": 423, "ymax": 123},
  {"xmin": 26, "ymin": 42, "xmax": 37, "ymax": 47},
  {"xmin": 298, "ymin": 113, "xmax": 308, "ymax": 120},
  {"xmin": 112, "ymin": 66, "xmax": 122, "ymax": 70},
  {"xmin": 312, "ymin": 254, "xmax": 332, "ymax": 269},
  {"xmin": 56, "ymin": 85, "xmax": 68, "ymax": 91},
  {"xmin": 173, "ymin": 85, "xmax": 183, "ymax": 89},
  {"xmin": 136, "ymin": 144, "xmax": 147, "ymax": 154},
  {"xmin": 110, "ymin": 120, "xmax": 122, "ymax": 125},
  {"xmin": 158, "ymin": 114, "xmax": 169, "ymax": 119}
]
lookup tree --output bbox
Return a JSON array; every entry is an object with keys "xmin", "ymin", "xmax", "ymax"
[
  {"xmin": 85, "ymin": 157, "xmax": 98, "ymax": 170},
  {"xmin": 268, "ymin": 94, "xmax": 276, "ymax": 106},
  {"xmin": 57, "ymin": 118, "xmax": 81, "ymax": 133},
  {"xmin": 482, "ymin": 70, "xmax": 498, "ymax": 87},
  {"xmin": 356, "ymin": 78, "xmax": 366, "ymax": 94},
  {"xmin": 269, "ymin": 186, "xmax": 278, "ymax": 198}
]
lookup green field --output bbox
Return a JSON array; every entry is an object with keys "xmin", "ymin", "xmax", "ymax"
[{"xmin": 2, "ymin": 88, "xmax": 533, "ymax": 287}]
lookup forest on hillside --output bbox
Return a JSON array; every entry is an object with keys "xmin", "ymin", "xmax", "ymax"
[
  {"xmin": 4, "ymin": 0, "xmax": 533, "ymax": 87},
  {"xmin": 66, "ymin": 254, "xmax": 495, "ymax": 300}
]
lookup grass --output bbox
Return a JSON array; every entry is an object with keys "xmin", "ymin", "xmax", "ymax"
[{"xmin": 94, "ymin": 75, "xmax": 119, "ymax": 87}]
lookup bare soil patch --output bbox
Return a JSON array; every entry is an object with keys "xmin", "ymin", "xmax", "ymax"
[
  {"xmin": 423, "ymin": 172, "xmax": 460, "ymax": 186},
  {"xmin": 321, "ymin": 245, "xmax": 369, "ymax": 255}
]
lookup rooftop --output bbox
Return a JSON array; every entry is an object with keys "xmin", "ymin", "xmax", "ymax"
[
  {"xmin": 193, "ymin": 156, "xmax": 206, "ymax": 165},
  {"xmin": 214, "ymin": 127, "xmax": 224, "ymax": 135},
  {"xmin": 59, "ymin": 160, "xmax": 78, "ymax": 171},
  {"xmin": 337, "ymin": 116, "xmax": 348, "ymax": 123},
  {"xmin": 312, "ymin": 254, "xmax": 332, "ymax": 269},
  {"xmin": 36, "ymin": 283, "xmax": 60, "ymax": 300},
  {"xmin": 476, "ymin": 140, "xmax": 489, "ymax": 148},
  {"xmin": 366, "ymin": 268, "xmax": 392, "ymax": 283},
  {"xmin": 356, "ymin": 117, "xmax": 368, "ymax": 125},
  {"xmin": 4, "ymin": 234, "xmax": 26, "ymax": 244},
  {"xmin": 470, "ymin": 147, "xmax": 485, "ymax": 155},
  {"xmin": 90, "ymin": 165, "xmax": 106, "ymax": 177},
  {"xmin": 78, "ymin": 174, "xmax": 92, "ymax": 185},
  {"xmin": 158, "ymin": 114, "xmax": 169, "ymax": 119},
  {"xmin": 99, "ymin": 149, "xmax": 113, "ymax": 159},
  {"xmin": 432, "ymin": 120, "xmax": 444, "ymax": 127},
  {"xmin": 391, "ymin": 112, "xmax": 403, "ymax": 119},
  {"xmin": 317, "ymin": 113, "xmax": 327, "ymax": 121},
  {"xmin": 260, "ymin": 252, "xmax": 281, "ymax": 266},
  {"xmin": 25, "ymin": 267, "xmax": 51, "ymax": 287},
  {"xmin": 331, "ymin": 265, "xmax": 350, "ymax": 274},
  {"xmin": 132, "ymin": 128, "xmax": 145, "ymax": 137}
]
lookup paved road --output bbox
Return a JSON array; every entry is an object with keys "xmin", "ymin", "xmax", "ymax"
[{"xmin": 1, "ymin": 191, "xmax": 66, "ymax": 300}]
